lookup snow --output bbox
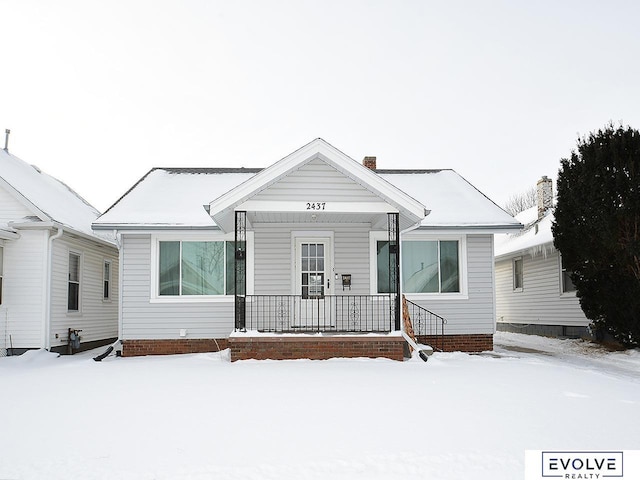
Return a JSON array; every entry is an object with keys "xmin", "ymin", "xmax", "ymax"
[
  {"xmin": 94, "ymin": 169, "xmax": 256, "ymax": 227},
  {"xmin": 0, "ymin": 149, "xmax": 104, "ymax": 237},
  {"xmin": 94, "ymin": 168, "xmax": 521, "ymax": 231},
  {"xmin": 1, "ymin": 332, "xmax": 638, "ymax": 480},
  {"xmin": 494, "ymin": 206, "xmax": 554, "ymax": 258},
  {"xmin": 380, "ymin": 171, "xmax": 520, "ymax": 229}
]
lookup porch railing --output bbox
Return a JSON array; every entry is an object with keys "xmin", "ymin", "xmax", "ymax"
[
  {"xmin": 404, "ymin": 297, "xmax": 447, "ymax": 352},
  {"xmin": 242, "ymin": 294, "xmax": 394, "ymax": 333}
]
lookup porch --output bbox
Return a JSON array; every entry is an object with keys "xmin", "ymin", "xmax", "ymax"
[{"xmin": 230, "ymin": 294, "xmax": 447, "ymax": 361}]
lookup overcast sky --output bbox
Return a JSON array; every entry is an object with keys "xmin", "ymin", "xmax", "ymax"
[{"xmin": 2, "ymin": 0, "xmax": 639, "ymax": 212}]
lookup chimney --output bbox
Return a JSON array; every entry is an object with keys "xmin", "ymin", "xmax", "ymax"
[
  {"xmin": 537, "ymin": 176, "xmax": 553, "ymax": 219},
  {"xmin": 363, "ymin": 156, "xmax": 376, "ymax": 170},
  {"xmin": 3, "ymin": 129, "xmax": 9, "ymax": 152}
]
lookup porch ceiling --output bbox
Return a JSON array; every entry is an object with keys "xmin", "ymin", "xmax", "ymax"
[{"xmin": 247, "ymin": 210, "xmax": 392, "ymax": 227}]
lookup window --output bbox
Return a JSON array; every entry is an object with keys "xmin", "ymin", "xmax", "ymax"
[
  {"xmin": 561, "ymin": 258, "xmax": 576, "ymax": 293},
  {"xmin": 103, "ymin": 261, "xmax": 111, "ymax": 300},
  {"xmin": 68, "ymin": 253, "xmax": 80, "ymax": 311},
  {"xmin": 513, "ymin": 257, "xmax": 523, "ymax": 291},
  {"xmin": 376, "ymin": 240, "xmax": 460, "ymax": 294},
  {"xmin": 159, "ymin": 241, "xmax": 235, "ymax": 296},
  {"xmin": 0, "ymin": 246, "xmax": 3, "ymax": 305}
]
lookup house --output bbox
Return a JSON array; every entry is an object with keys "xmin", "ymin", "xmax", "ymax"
[
  {"xmin": 0, "ymin": 145, "xmax": 119, "ymax": 355},
  {"xmin": 494, "ymin": 176, "xmax": 591, "ymax": 338},
  {"xmin": 93, "ymin": 138, "xmax": 521, "ymax": 360}
]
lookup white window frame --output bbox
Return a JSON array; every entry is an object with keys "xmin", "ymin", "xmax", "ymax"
[
  {"xmin": 103, "ymin": 260, "xmax": 112, "ymax": 301},
  {"xmin": 559, "ymin": 254, "xmax": 576, "ymax": 296},
  {"xmin": 68, "ymin": 251, "xmax": 82, "ymax": 313},
  {"xmin": 369, "ymin": 231, "xmax": 468, "ymax": 299},
  {"xmin": 150, "ymin": 231, "xmax": 254, "ymax": 303},
  {"xmin": 513, "ymin": 257, "xmax": 523, "ymax": 292}
]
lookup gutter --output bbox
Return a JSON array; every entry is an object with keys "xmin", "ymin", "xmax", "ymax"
[
  {"xmin": 44, "ymin": 226, "xmax": 64, "ymax": 350},
  {"xmin": 11, "ymin": 220, "xmax": 117, "ymax": 249}
]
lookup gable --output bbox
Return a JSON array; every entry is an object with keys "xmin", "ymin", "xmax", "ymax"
[
  {"xmin": 209, "ymin": 139, "xmax": 427, "ymax": 232},
  {"xmin": 0, "ymin": 149, "xmax": 102, "ymax": 237},
  {"xmin": 0, "ymin": 182, "xmax": 37, "ymax": 221},
  {"xmin": 251, "ymin": 157, "xmax": 383, "ymax": 204}
]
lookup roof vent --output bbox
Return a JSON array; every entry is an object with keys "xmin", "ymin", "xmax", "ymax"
[{"xmin": 3, "ymin": 129, "xmax": 9, "ymax": 152}]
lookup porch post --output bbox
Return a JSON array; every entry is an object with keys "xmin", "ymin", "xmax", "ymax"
[
  {"xmin": 388, "ymin": 212, "xmax": 401, "ymax": 330},
  {"xmin": 235, "ymin": 210, "xmax": 247, "ymax": 331}
]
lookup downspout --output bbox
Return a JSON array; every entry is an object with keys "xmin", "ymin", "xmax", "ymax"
[
  {"xmin": 44, "ymin": 226, "xmax": 64, "ymax": 350},
  {"xmin": 114, "ymin": 230, "xmax": 123, "ymax": 341}
]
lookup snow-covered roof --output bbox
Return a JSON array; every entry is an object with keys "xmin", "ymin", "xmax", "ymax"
[
  {"xmin": 377, "ymin": 170, "xmax": 520, "ymax": 230},
  {"xmin": 94, "ymin": 142, "xmax": 521, "ymax": 233},
  {"xmin": 95, "ymin": 168, "xmax": 259, "ymax": 229},
  {"xmin": 494, "ymin": 205, "xmax": 555, "ymax": 259},
  {"xmin": 0, "ymin": 148, "xmax": 111, "ymax": 241}
]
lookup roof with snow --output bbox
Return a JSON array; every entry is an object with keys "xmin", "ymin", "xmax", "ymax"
[
  {"xmin": 94, "ymin": 139, "xmax": 521, "ymax": 232},
  {"xmin": 494, "ymin": 205, "xmax": 555, "ymax": 259},
  {"xmin": 0, "ymin": 148, "xmax": 112, "ymax": 241}
]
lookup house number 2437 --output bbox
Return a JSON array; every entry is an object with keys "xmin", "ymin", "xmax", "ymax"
[{"xmin": 306, "ymin": 202, "xmax": 326, "ymax": 210}]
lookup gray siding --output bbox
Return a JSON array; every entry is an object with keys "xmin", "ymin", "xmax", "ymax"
[
  {"xmin": 252, "ymin": 158, "xmax": 382, "ymax": 203},
  {"xmin": 0, "ymin": 230, "xmax": 47, "ymax": 349},
  {"xmin": 253, "ymin": 223, "xmax": 371, "ymax": 295},
  {"xmin": 406, "ymin": 235, "xmax": 496, "ymax": 335},
  {"xmin": 121, "ymin": 235, "xmax": 234, "ymax": 340},
  {"xmin": 49, "ymin": 233, "xmax": 119, "ymax": 349},
  {"xmin": 119, "ymin": 232, "xmax": 499, "ymax": 340},
  {"xmin": 495, "ymin": 250, "xmax": 589, "ymax": 328}
]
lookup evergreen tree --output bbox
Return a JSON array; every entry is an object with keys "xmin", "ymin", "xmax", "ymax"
[{"xmin": 553, "ymin": 124, "xmax": 640, "ymax": 346}]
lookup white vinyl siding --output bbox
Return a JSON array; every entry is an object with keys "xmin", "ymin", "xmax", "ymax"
[
  {"xmin": 0, "ymin": 185, "xmax": 34, "ymax": 221},
  {"xmin": 49, "ymin": 233, "xmax": 119, "ymax": 349},
  {"xmin": 495, "ymin": 250, "xmax": 589, "ymax": 328},
  {"xmin": 0, "ymin": 230, "xmax": 47, "ymax": 349}
]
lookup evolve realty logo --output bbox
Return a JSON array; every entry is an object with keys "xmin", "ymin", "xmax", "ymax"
[{"xmin": 541, "ymin": 451, "xmax": 623, "ymax": 479}]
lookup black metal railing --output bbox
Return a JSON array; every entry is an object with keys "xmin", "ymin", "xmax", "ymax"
[
  {"xmin": 405, "ymin": 298, "xmax": 447, "ymax": 352},
  {"xmin": 242, "ymin": 295, "xmax": 394, "ymax": 333}
]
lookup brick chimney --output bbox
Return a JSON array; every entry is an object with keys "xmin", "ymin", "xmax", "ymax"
[
  {"xmin": 537, "ymin": 176, "xmax": 553, "ymax": 219},
  {"xmin": 363, "ymin": 156, "xmax": 377, "ymax": 170}
]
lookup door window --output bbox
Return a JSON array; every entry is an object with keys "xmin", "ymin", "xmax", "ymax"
[{"xmin": 301, "ymin": 242, "xmax": 325, "ymax": 299}]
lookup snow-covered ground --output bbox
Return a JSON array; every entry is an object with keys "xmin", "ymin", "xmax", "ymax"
[{"xmin": 1, "ymin": 332, "xmax": 638, "ymax": 480}]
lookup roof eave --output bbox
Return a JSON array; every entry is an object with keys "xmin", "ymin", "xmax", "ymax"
[{"xmin": 92, "ymin": 223, "xmax": 221, "ymax": 232}]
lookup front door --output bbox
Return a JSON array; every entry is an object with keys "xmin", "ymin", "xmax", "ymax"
[{"xmin": 294, "ymin": 238, "xmax": 332, "ymax": 328}]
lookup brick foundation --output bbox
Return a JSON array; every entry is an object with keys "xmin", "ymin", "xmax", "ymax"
[
  {"xmin": 122, "ymin": 339, "xmax": 229, "ymax": 357},
  {"xmin": 416, "ymin": 334, "xmax": 493, "ymax": 353},
  {"xmin": 229, "ymin": 335, "xmax": 405, "ymax": 361}
]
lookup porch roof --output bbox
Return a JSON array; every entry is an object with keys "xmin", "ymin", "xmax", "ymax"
[{"xmin": 207, "ymin": 138, "xmax": 427, "ymax": 232}]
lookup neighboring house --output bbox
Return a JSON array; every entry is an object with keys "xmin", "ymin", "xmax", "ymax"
[
  {"xmin": 0, "ymin": 147, "xmax": 119, "ymax": 355},
  {"xmin": 494, "ymin": 176, "xmax": 591, "ymax": 338},
  {"xmin": 93, "ymin": 138, "xmax": 520, "ymax": 360}
]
